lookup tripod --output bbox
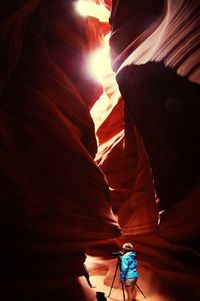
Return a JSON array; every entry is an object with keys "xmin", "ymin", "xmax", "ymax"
[
  {"xmin": 107, "ymin": 257, "xmax": 147, "ymax": 300},
  {"xmin": 107, "ymin": 257, "xmax": 125, "ymax": 301}
]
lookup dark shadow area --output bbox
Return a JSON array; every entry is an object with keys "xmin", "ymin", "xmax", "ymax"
[{"xmin": 117, "ymin": 61, "xmax": 200, "ymax": 210}]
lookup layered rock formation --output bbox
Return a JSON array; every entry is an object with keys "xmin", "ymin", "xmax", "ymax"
[
  {"xmin": 108, "ymin": 1, "xmax": 200, "ymax": 300},
  {"xmin": 0, "ymin": 0, "xmax": 199, "ymax": 300},
  {"xmin": 0, "ymin": 1, "xmax": 120, "ymax": 300}
]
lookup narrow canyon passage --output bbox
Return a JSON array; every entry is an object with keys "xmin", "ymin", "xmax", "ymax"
[{"xmin": 0, "ymin": 1, "xmax": 199, "ymax": 300}]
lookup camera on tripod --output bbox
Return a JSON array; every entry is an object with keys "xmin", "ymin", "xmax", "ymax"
[{"xmin": 112, "ymin": 251, "xmax": 123, "ymax": 258}]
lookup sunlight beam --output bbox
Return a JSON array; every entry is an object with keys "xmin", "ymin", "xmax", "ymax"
[{"xmin": 75, "ymin": 0, "xmax": 110, "ymax": 22}]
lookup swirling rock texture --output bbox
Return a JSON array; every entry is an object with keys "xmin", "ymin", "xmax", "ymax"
[
  {"xmin": 0, "ymin": 0, "xmax": 200, "ymax": 301},
  {"xmin": 0, "ymin": 1, "xmax": 120, "ymax": 300},
  {"xmin": 109, "ymin": 0, "xmax": 200, "ymax": 300}
]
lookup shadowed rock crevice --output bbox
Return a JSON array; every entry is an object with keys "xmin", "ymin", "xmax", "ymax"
[{"xmin": 117, "ymin": 62, "xmax": 200, "ymax": 209}]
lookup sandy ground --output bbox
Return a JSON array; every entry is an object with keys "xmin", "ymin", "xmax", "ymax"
[
  {"xmin": 79, "ymin": 255, "xmax": 148, "ymax": 301},
  {"xmin": 83, "ymin": 274, "xmax": 146, "ymax": 301}
]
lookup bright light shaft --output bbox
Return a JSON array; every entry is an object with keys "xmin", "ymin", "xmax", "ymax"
[
  {"xmin": 87, "ymin": 34, "xmax": 112, "ymax": 84},
  {"xmin": 75, "ymin": 0, "xmax": 112, "ymax": 84},
  {"xmin": 75, "ymin": 0, "xmax": 110, "ymax": 22}
]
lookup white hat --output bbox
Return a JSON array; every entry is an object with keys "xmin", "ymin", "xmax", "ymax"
[{"xmin": 122, "ymin": 242, "xmax": 134, "ymax": 251}]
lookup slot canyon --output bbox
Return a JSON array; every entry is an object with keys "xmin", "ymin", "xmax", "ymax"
[{"xmin": 0, "ymin": 0, "xmax": 200, "ymax": 300}]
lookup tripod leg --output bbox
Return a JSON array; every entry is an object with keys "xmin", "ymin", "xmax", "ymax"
[
  {"xmin": 107, "ymin": 261, "xmax": 119, "ymax": 298},
  {"xmin": 136, "ymin": 283, "xmax": 146, "ymax": 299}
]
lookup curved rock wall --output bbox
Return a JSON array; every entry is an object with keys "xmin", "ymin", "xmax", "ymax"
[
  {"xmin": 0, "ymin": 0, "xmax": 200, "ymax": 300},
  {"xmin": 0, "ymin": 1, "xmax": 120, "ymax": 300}
]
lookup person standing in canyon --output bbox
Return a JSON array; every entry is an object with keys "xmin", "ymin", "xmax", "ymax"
[{"xmin": 120, "ymin": 243, "xmax": 139, "ymax": 301}]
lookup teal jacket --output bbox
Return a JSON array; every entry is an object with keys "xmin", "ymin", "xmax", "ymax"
[{"xmin": 120, "ymin": 251, "xmax": 138, "ymax": 280}]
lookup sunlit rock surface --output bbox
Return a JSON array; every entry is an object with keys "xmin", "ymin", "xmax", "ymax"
[
  {"xmin": 109, "ymin": 0, "xmax": 200, "ymax": 300},
  {"xmin": 0, "ymin": 0, "xmax": 200, "ymax": 300}
]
